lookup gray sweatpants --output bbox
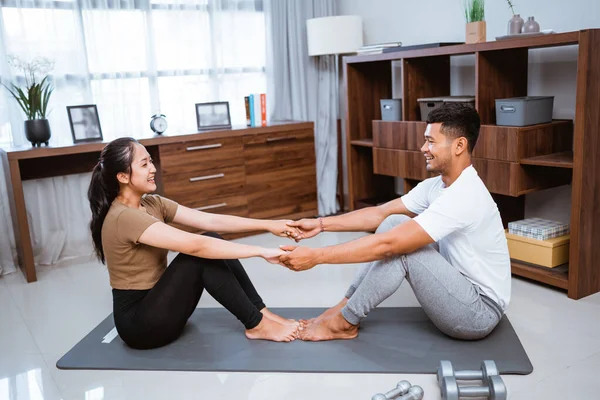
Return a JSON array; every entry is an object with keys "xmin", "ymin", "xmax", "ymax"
[{"xmin": 341, "ymin": 214, "xmax": 504, "ymax": 340}]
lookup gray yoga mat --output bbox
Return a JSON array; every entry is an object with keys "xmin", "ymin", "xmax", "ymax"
[{"xmin": 56, "ymin": 307, "xmax": 533, "ymax": 374}]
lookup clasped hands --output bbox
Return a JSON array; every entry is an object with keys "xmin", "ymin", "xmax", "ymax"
[{"xmin": 265, "ymin": 218, "xmax": 323, "ymax": 272}]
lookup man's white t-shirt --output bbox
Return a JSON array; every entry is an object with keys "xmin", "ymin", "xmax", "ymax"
[{"xmin": 400, "ymin": 165, "xmax": 511, "ymax": 310}]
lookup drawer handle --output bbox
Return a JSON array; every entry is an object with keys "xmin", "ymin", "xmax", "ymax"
[
  {"xmin": 266, "ymin": 136, "xmax": 297, "ymax": 143},
  {"xmin": 500, "ymin": 105, "xmax": 516, "ymax": 113},
  {"xmin": 186, "ymin": 143, "xmax": 222, "ymax": 151},
  {"xmin": 189, "ymin": 173, "xmax": 225, "ymax": 182},
  {"xmin": 195, "ymin": 202, "xmax": 228, "ymax": 211}
]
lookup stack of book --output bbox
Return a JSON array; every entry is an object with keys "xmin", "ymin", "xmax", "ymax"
[
  {"xmin": 244, "ymin": 94, "xmax": 266, "ymax": 127},
  {"xmin": 356, "ymin": 41, "xmax": 402, "ymax": 55}
]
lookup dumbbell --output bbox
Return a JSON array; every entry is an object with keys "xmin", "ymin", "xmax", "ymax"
[
  {"xmin": 441, "ymin": 376, "xmax": 507, "ymax": 400},
  {"xmin": 437, "ymin": 360, "xmax": 499, "ymax": 385},
  {"xmin": 397, "ymin": 385, "xmax": 424, "ymax": 400},
  {"xmin": 371, "ymin": 380, "xmax": 412, "ymax": 400}
]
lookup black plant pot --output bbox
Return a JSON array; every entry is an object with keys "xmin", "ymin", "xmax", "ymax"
[{"xmin": 24, "ymin": 119, "xmax": 52, "ymax": 147}]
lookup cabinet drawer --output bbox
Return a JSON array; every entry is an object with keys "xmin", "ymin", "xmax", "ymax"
[
  {"xmin": 163, "ymin": 165, "xmax": 246, "ymax": 203},
  {"xmin": 246, "ymin": 157, "xmax": 317, "ymax": 219},
  {"xmin": 159, "ymin": 136, "xmax": 244, "ymax": 176},
  {"xmin": 474, "ymin": 120, "xmax": 572, "ymax": 162},
  {"xmin": 244, "ymin": 129, "xmax": 315, "ymax": 167},
  {"xmin": 373, "ymin": 148, "xmax": 435, "ymax": 180},
  {"xmin": 183, "ymin": 194, "xmax": 248, "ymax": 217},
  {"xmin": 373, "ymin": 121, "xmax": 426, "ymax": 151}
]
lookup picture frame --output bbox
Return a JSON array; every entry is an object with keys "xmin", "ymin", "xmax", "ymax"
[
  {"xmin": 67, "ymin": 104, "xmax": 103, "ymax": 143},
  {"xmin": 195, "ymin": 101, "xmax": 232, "ymax": 131}
]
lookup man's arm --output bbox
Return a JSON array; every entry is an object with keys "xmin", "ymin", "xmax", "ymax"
[
  {"xmin": 325, "ymin": 197, "xmax": 416, "ymax": 232},
  {"xmin": 288, "ymin": 197, "xmax": 417, "ymax": 240},
  {"xmin": 280, "ymin": 219, "xmax": 434, "ymax": 271}
]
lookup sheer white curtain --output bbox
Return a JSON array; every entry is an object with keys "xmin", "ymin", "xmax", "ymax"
[{"xmin": 0, "ymin": 0, "xmax": 266, "ymax": 275}]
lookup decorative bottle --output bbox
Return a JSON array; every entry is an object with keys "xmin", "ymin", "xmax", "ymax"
[
  {"xmin": 508, "ymin": 14, "xmax": 524, "ymax": 35},
  {"xmin": 523, "ymin": 16, "xmax": 540, "ymax": 33}
]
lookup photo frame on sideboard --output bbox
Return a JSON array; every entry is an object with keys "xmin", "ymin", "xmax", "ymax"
[
  {"xmin": 195, "ymin": 101, "xmax": 232, "ymax": 131},
  {"xmin": 67, "ymin": 104, "xmax": 103, "ymax": 143}
]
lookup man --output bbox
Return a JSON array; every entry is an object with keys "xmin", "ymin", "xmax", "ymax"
[{"xmin": 279, "ymin": 103, "xmax": 510, "ymax": 342}]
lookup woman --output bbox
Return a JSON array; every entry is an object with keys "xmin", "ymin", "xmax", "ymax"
[{"xmin": 88, "ymin": 137, "xmax": 300, "ymax": 350}]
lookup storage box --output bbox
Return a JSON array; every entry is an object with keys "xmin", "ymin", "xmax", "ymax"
[
  {"xmin": 508, "ymin": 217, "xmax": 570, "ymax": 241},
  {"xmin": 495, "ymin": 96, "xmax": 554, "ymax": 126},
  {"xmin": 417, "ymin": 96, "xmax": 475, "ymax": 122},
  {"xmin": 380, "ymin": 99, "xmax": 402, "ymax": 121},
  {"xmin": 506, "ymin": 231, "xmax": 569, "ymax": 268}
]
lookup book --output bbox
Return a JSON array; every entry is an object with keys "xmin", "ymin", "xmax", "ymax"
[{"xmin": 244, "ymin": 96, "xmax": 251, "ymax": 126}]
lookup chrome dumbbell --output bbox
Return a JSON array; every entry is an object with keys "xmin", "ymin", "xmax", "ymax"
[
  {"xmin": 397, "ymin": 385, "xmax": 424, "ymax": 400},
  {"xmin": 437, "ymin": 360, "xmax": 500, "ymax": 385},
  {"xmin": 441, "ymin": 376, "xmax": 507, "ymax": 400},
  {"xmin": 371, "ymin": 380, "xmax": 412, "ymax": 400}
]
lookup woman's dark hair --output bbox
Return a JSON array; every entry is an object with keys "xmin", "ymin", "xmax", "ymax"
[
  {"xmin": 88, "ymin": 137, "xmax": 138, "ymax": 263},
  {"xmin": 427, "ymin": 102, "xmax": 481, "ymax": 153}
]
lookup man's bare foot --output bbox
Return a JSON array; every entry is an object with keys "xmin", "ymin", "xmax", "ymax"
[
  {"xmin": 245, "ymin": 317, "xmax": 298, "ymax": 342},
  {"xmin": 299, "ymin": 311, "xmax": 359, "ymax": 341},
  {"xmin": 300, "ymin": 297, "xmax": 348, "ymax": 325},
  {"xmin": 260, "ymin": 308, "xmax": 298, "ymax": 326}
]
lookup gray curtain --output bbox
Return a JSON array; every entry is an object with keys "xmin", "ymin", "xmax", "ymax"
[{"xmin": 265, "ymin": 0, "xmax": 339, "ymax": 216}]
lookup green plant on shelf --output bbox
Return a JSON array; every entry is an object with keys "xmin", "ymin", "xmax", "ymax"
[{"xmin": 464, "ymin": 0, "xmax": 485, "ymax": 23}]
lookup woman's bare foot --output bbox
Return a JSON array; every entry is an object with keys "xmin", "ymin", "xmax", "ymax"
[
  {"xmin": 300, "ymin": 297, "xmax": 349, "ymax": 325},
  {"xmin": 245, "ymin": 317, "xmax": 298, "ymax": 342},
  {"xmin": 260, "ymin": 308, "xmax": 298, "ymax": 326},
  {"xmin": 299, "ymin": 311, "xmax": 359, "ymax": 341}
]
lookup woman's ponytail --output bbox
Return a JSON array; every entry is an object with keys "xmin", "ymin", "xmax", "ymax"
[{"xmin": 87, "ymin": 137, "xmax": 138, "ymax": 263}]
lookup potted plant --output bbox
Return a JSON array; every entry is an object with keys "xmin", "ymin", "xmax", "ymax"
[
  {"xmin": 464, "ymin": 0, "xmax": 486, "ymax": 44},
  {"xmin": 2, "ymin": 55, "xmax": 55, "ymax": 147}
]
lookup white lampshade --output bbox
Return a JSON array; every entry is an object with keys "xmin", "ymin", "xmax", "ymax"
[{"xmin": 306, "ymin": 15, "xmax": 363, "ymax": 56}]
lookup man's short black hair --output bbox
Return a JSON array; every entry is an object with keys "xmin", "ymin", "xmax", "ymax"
[{"xmin": 426, "ymin": 102, "xmax": 481, "ymax": 153}]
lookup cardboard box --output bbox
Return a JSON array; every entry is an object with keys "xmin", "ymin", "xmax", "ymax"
[{"xmin": 505, "ymin": 230, "xmax": 569, "ymax": 268}]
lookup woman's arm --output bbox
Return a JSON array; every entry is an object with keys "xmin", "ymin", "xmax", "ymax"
[
  {"xmin": 138, "ymin": 221, "xmax": 284, "ymax": 263},
  {"xmin": 171, "ymin": 204, "xmax": 295, "ymax": 237}
]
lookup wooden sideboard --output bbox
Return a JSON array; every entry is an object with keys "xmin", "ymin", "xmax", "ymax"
[
  {"xmin": 343, "ymin": 29, "xmax": 600, "ymax": 299},
  {"xmin": 0, "ymin": 121, "xmax": 318, "ymax": 283}
]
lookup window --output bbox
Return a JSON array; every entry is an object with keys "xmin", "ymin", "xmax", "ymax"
[{"xmin": 0, "ymin": 0, "xmax": 266, "ymax": 145}]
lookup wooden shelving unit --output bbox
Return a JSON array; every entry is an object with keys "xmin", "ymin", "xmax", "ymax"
[{"xmin": 343, "ymin": 29, "xmax": 600, "ymax": 299}]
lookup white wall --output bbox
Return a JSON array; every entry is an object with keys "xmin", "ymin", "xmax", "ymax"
[{"xmin": 338, "ymin": 0, "xmax": 600, "ymax": 223}]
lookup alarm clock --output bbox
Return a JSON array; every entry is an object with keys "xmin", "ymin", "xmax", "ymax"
[{"xmin": 150, "ymin": 114, "xmax": 168, "ymax": 134}]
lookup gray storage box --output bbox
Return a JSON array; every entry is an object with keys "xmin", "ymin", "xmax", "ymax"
[
  {"xmin": 495, "ymin": 96, "xmax": 554, "ymax": 126},
  {"xmin": 380, "ymin": 99, "xmax": 402, "ymax": 121},
  {"xmin": 417, "ymin": 96, "xmax": 475, "ymax": 122}
]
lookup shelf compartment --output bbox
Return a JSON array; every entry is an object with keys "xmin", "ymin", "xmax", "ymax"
[
  {"xmin": 402, "ymin": 56, "xmax": 450, "ymax": 122},
  {"xmin": 520, "ymin": 151, "xmax": 573, "ymax": 168},
  {"xmin": 511, "ymin": 260, "xmax": 569, "ymax": 290},
  {"xmin": 351, "ymin": 139, "xmax": 374, "ymax": 148}
]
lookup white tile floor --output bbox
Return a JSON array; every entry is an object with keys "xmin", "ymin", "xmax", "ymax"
[{"xmin": 1, "ymin": 231, "xmax": 599, "ymax": 400}]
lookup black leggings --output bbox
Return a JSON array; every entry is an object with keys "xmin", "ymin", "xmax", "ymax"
[{"xmin": 112, "ymin": 232, "xmax": 265, "ymax": 350}]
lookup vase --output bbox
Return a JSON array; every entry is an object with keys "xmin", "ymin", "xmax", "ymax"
[
  {"xmin": 523, "ymin": 16, "xmax": 540, "ymax": 33},
  {"xmin": 507, "ymin": 14, "xmax": 524, "ymax": 35},
  {"xmin": 466, "ymin": 21, "xmax": 486, "ymax": 44},
  {"xmin": 24, "ymin": 119, "xmax": 51, "ymax": 147}
]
